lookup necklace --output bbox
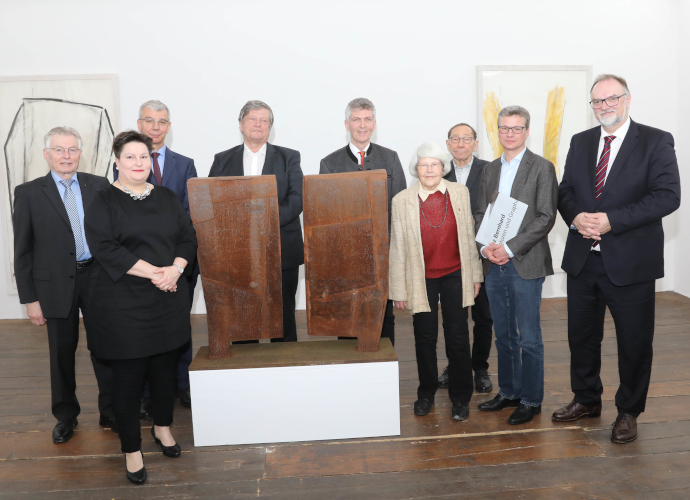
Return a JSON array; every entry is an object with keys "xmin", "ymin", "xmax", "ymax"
[
  {"xmin": 419, "ymin": 190, "xmax": 449, "ymax": 228},
  {"xmin": 118, "ymin": 180, "xmax": 151, "ymax": 200}
]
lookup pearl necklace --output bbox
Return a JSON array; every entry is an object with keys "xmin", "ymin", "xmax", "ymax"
[{"xmin": 118, "ymin": 181, "xmax": 151, "ymax": 200}]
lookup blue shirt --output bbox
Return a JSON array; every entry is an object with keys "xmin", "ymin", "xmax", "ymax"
[
  {"xmin": 50, "ymin": 170, "xmax": 92, "ymax": 261},
  {"xmin": 154, "ymin": 144, "xmax": 167, "ymax": 178}
]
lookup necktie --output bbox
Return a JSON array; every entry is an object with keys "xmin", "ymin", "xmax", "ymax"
[
  {"xmin": 152, "ymin": 152, "xmax": 162, "ymax": 185},
  {"xmin": 60, "ymin": 179, "xmax": 85, "ymax": 260},
  {"xmin": 358, "ymin": 151, "xmax": 365, "ymax": 168},
  {"xmin": 592, "ymin": 135, "xmax": 615, "ymax": 249}
]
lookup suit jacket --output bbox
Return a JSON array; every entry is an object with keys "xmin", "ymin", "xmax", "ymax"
[
  {"xmin": 474, "ymin": 148, "xmax": 558, "ymax": 280},
  {"xmin": 319, "ymin": 143, "xmax": 407, "ymax": 231},
  {"xmin": 389, "ymin": 179, "xmax": 483, "ymax": 313},
  {"xmin": 114, "ymin": 147, "xmax": 197, "ymax": 214},
  {"xmin": 209, "ymin": 143, "xmax": 304, "ymax": 270},
  {"xmin": 558, "ymin": 119, "xmax": 681, "ymax": 286},
  {"xmin": 443, "ymin": 156, "xmax": 489, "ymax": 214},
  {"xmin": 13, "ymin": 172, "xmax": 110, "ymax": 318}
]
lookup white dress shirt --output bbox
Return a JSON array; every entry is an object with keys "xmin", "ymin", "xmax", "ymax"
[
  {"xmin": 243, "ymin": 143, "xmax": 267, "ymax": 176},
  {"xmin": 453, "ymin": 156, "xmax": 474, "ymax": 186},
  {"xmin": 349, "ymin": 142, "xmax": 370, "ymax": 165}
]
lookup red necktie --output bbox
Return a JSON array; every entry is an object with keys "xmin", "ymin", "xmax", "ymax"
[
  {"xmin": 592, "ymin": 135, "xmax": 615, "ymax": 249},
  {"xmin": 358, "ymin": 151, "xmax": 365, "ymax": 167},
  {"xmin": 152, "ymin": 152, "xmax": 162, "ymax": 185}
]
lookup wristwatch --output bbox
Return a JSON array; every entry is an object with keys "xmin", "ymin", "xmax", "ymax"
[{"xmin": 173, "ymin": 264, "xmax": 184, "ymax": 274}]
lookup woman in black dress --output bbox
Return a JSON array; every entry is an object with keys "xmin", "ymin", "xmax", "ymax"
[{"xmin": 85, "ymin": 131, "xmax": 197, "ymax": 485}]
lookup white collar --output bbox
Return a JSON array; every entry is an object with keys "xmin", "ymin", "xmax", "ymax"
[{"xmin": 418, "ymin": 179, "xmax": 447, "ymax": 202}]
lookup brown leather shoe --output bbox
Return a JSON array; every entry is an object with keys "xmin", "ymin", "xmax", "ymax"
[
  {"xmin": 552, "ymin": 401, "xmax": 602, "ymax": 422},
  {"xmin": 611, "ymin": 413, "xmax": 637, "ymax": 443}
]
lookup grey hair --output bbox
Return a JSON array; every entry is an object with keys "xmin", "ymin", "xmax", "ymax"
[
  {"xmin": 44, "ymin": 126, "xmax": 83, "ymax": 150},
  {"xmin": 345, "ymin": 97, "xmax": 376, "ymax": 120},
  {"xmin": 139, "ymin": 100, "xmax": 170, "ymax": 120},
  {"xmin": 498, "ymin": 105, "xmax": 530, "ymax": 129},
  {"xmin": 238, "ymin": 100, "xmax": 274, "ymax": 128},
  {"xmin": 590, "ymin": 74, "xmax": 630, "ymax": 94},
  {"xmin": 408, "ymin": 143, "xmax": 451, "ymax": 178}
]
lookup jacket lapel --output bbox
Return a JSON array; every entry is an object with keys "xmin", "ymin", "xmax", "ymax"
[
  {"xmin": 586, "ymin": 127, "xmax": 599, "ymax": 201},
  {"xmin": 78, "ymin": 173, "xmax": 97, "ymax": 211},
  {"xmin": 465, "ymin": 158, "xmax": 481, "ymax": 190},
  {"xmin": 509, "ymin": 149, "xmax": 534, "ymax": 199},
  {"xmin": 261, "ymin": 143, "xmax": 275, "ymax": 175},
  {"xmin": 598, "ymin": 120, "xmax": 639, "ymax": 203},
  {"xmin": 40, "ymin": 173, "xmax": 70, "ymax": 227},
  {"xmin": 407, "ymin": 183, "xmax": 424, "ymax": 259},
  {"xmin": 162, "ymin": 149, "xmax": 176, "ymax": 188},
  {"xmin": 226, "ymin": 145, "xmax": 244, "ymax": 176}
]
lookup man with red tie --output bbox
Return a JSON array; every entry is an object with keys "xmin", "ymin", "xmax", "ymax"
[
  {"xmin": 554, "ymin": 75, "xmax": 680, "ymax": 443},
  {"xmin": 114, "ymin": 100, "xmax": 198, "ymax": 414},
  {"xmin": 319, "ymin": 98, "xmax": 407, "ymax": 345}
]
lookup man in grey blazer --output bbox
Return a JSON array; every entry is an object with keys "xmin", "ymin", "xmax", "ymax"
[
  {"xmin": 438, "ymin": 123, "xmax": 493, "ymax": 394},
  {"xmin": 319, "ymin": 97, "xmax": 407, "ymax": 346},
  {"xmin": 474, "ymin": 106, "xmax": 558, "ymax": 425}
]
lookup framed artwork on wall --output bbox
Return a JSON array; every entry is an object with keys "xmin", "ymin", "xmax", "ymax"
[{"xmin": 0, "ymin": 74, "xmax": 119, "ymax": 292}]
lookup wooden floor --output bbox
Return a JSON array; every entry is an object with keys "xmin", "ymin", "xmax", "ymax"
[{"xmin": 2, "ymin": 292, "xmax": 690, "ymax": 499}]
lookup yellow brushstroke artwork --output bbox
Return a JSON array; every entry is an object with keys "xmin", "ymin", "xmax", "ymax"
[
  {"xmin": 543, "ymin": 85, "xmax": 566, "ymax": 178},
  {"xmin": 483, "ymin": 92, "xmax": 503, "ymax": 160}
]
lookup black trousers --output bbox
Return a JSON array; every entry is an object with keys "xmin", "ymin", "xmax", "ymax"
[
  {"xmin": 567, "ymin": 252, "xmax": 656, "ymax": 417},
  {"xmin": 444, "ymin": 282, "xmax": 492, "ymax": 372},
  {"xmin": 46, "ymin": 264, "xmax": 113, "ymax": 421},
  {"xmin": 413, "ymin": 269, "xmax": 473, "ymax": 404},
  {"xmin": 235, "ymin": 267, "xmax": 299, "ymax": 344},
  {"xmin": 111, "ymin": 348, "xmax": 179, "ymax": 453}
]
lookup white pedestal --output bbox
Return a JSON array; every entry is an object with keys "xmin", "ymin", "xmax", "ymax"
[{"xmin": 189, "ymin": 340, "xmax": 400, "ymax": 446}]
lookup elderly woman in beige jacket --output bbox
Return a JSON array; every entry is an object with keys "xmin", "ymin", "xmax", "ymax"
[{"xmin": 389, "ymin": 143, "xmax": 483, "ymax": 422}]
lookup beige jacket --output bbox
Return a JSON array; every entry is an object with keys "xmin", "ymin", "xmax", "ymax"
[{"xmin": 389, "ymin": 179, "xmax": 483, "ymax": 313}]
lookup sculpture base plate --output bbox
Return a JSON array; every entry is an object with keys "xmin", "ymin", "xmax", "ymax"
[{"xmin": 189, "ymin": 339, "xmax": 400, "ymax": 446}]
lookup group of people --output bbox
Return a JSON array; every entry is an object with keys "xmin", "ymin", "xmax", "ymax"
[{"xmin": 12, "ymin": 73, "xmax": 680, "ymax": 486}]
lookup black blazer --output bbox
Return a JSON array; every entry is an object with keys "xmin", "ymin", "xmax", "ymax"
[
  {"xmin": 208, "ymin": 143, "xmax": 304, "ymax": 270},
  {"xmin": 443, "ymin": 157, "xmax": 489, "ymax": 214},
  {"xmin": 558, "ymin": 119, "xmax": 681, "ymax": 286},
  {"xmin": 13, "ymin": 172, "xmax": 110, "ymax": 318}
]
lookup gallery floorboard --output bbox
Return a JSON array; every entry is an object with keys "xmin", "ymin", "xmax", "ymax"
[{"xmin": 1, "ymin": 292, "xmax": 690, "ymax": 499}]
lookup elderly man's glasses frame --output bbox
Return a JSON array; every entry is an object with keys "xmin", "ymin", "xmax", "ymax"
[
  {"xmin": 46, "ymin": 147, "xmax": 81, "ymax": 156},
  {"xmin": 448, "ymin": 136, "xmax": 475, "ymax": 144},
  {"xmin": 497, "ymin": 126, "xmax": 526, "ymax": 135},
  {"xmin": 589, "ymin": 94, "xmax": 627, "ymax": 109},
  {"xmin": 139, "ymin": 117, "xmax": 170, "ymax": 126}
]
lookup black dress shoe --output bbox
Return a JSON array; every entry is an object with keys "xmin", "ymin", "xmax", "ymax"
[
  {"xmin": 178, "ymin": 388, "xmax": 192, "ymax": 408},
  {"xmin": 508, "ymin": 403, "xmax": 541, "ymax": 425},
  {"xmin": 151, "ymin": 426, "xmax": 181, "ymax": 457},
  {"xmin": 611, "ymin": 413, "xmax": 637, "ymax": 444},
  {"xmin": 52, "ymin": 418, "xmax": 78, "ymax": 444},
  {"xmin": 413, "ymin": 398, "xmax": 433, "ymax": 416},
  {"xmin": 474, "ymin": 370, "xmax": 493, "ymax": 393},
  {"xmin": 99, "ymin": 414, "xmax": 118, "ymax": 433},
  {"xmin": 140, "ymin": 398, "xmax": 151, "ymax": 420},
  {"xmin": 478, "ymin": 394, "xmax": 520, "ymax": 412},
  {"xmin": 125, "ymin": 453, "xmax": 147, "ymax": 485},
  {"xmin": 438, "ymin": 366, "xmax": 449, "ymax": 388},
  {"xmin": 452, "ymin": 402, "xmax": 470, "ymax": 421},
  {"xmin": 552, "ymin": 401, "xmax": 602, "ymax": 422}
]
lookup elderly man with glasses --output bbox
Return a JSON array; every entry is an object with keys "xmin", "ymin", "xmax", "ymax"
[
  {"xmin": 474, "ymin": 106, "xmax": 558, "ymax": 425},
  {"xmin": 554, "ymin": 75, "xmax": 680, "ymax": 443}
]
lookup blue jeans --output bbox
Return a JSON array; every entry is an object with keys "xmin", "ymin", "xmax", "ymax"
[{"xmin": 485, "ymin": 260, "xmax": 544, "ymax": 406}]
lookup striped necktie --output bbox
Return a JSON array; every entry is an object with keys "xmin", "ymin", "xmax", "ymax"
[
  {"xmin": 59, "ymin": 179, "xmax": 85, "ymax": 260},
  {"xmin": 595, "ymin": 135, "xmax": 615, "ymax": 200}
]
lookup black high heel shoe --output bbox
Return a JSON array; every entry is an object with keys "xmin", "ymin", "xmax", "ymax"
[
  {"xmin": 125, "ymin": 452, "xmax": 147, "ymax": 485},
  {"xmin": 151, "ymin": 425, "xmax": 181, "ymax": 458}
]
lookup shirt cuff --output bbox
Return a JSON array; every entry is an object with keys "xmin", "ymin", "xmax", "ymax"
[
  {"xmin": 480, "ymin": 245, "xmax": 488, "ymax": 259},
  {"xmin": 504, "ymin": 243, "xmax": 514, "ymax": 258}
]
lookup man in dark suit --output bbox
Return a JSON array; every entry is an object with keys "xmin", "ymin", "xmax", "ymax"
[
  {"xmin": 474, "ymin": 106, "xmax": 558, "ymax": 425},
  {"xmin": 114, "ymin": 100, "xmax": 198, "ymax": 413},
  {"xmin": 554, "ymin": 75, "xmax": 680, "ymax": 443},
  {"xmin": 438, "ymin": 123, "xmax": 493, "ymax": 394},
  {"xmin": 13, "ymin": 126, "xmax": 114, "ymax": 443},
  {"xmin": 319, "ymin": 97, "xmax": 407, "ymax": 345},
  {"xmin": 209, "ymin": 100, "xmax": 303, "ymax": 342}
]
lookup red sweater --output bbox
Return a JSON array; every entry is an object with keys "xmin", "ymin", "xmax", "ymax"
[{"xmin": 419, "ymin": 190, "xmax": 461, "ymax": 279}]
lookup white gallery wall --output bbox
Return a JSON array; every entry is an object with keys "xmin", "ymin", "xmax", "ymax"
[{"xmin": 0, "ymin": 0, "xmax": 683, "ymax": 318}]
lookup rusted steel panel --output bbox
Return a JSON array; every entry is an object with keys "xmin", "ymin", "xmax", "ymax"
[
  {"xmin": 303, "ymin": 170, "xmax": 389, "ymax": 352},
  {"xmin": 188, "ymin": 176, "xmax": 283, "ymax": 358}
]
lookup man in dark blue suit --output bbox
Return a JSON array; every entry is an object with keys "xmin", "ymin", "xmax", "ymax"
[
  {"xmin": 209, "ymin": 100, "xmax": 303, "ymax": 343},
  {"xmin": 554, "ymin": 75, "xmax": 680, "ymax": 443},
  {"xmin": 438, "ymin": 123, "xmax": 493, "ymax": 394},
  {"xmin": 114, "ymin": 100, "xmax": 198, "ymax": 412}
]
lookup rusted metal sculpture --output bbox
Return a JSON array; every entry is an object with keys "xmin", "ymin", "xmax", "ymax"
[
  {"xmin": 188, "ymin": 176, "xmax": 283, "ymax": 358},
  {"xmin": 303, "ymin": 170, "xmax": 389, "ymax": 352}
]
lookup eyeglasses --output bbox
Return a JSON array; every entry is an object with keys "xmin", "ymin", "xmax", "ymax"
[
  {"xmin": 498, "ymin": 126, "xmax": 526, "ymax": 135},
  {"xmin": 46, "ymin": 147, "xmax": 81, "ymax": 155},
  {"xmin": 139, "ymin": 117, "xmax": 170, "ymax": 126},
  {"xmin": 418, "ymin": 162, "xmax": 442, "ymax": 170},
  {"xmin": 448, "ymin": 136, "xmax": 474, "ymax": 144},
  {"xmin": 590, "ymin": 94, "xmax": 626, "ymax": 109}
]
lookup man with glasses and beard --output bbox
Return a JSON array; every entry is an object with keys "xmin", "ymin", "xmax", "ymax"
[{"xmin": 553, "ymin": 75, "xmax": 680, "ymax": 443}]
